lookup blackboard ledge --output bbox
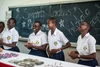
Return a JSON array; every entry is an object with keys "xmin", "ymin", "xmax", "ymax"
[
  {"xmin": 18, "ymin": 38, "xmax": 100, "ymax": 50},
  {"xmin": 19, "ymin": 38, "xmax": 28, "ymax": 42}
]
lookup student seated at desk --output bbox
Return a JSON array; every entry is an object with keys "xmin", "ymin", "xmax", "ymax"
[
  {"xmin": 47, "ymin": 17, "xmax": 71, "ymax": 61},
  {"xmin": 68, "ymin": 22, "xmax": 98, "ymax": 67},
  {"xmin": 24, "ymin": 21, "xmax": 48, "ymax": 57},
  {"xmin": 0, "ymin": 18, "xmax": 20, "ymax": 52},
  {"xmin": 0, "ymin": 22, "xmax": 5, "ymax": 48}
]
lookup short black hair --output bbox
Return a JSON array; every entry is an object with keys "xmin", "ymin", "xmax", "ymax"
[
  {"xmin": 83, "ymin": 22, "xmax": 92, "ymax": 32},
  {"xmin": 87, "ymin": 22, "xmax": 92, "ymax": 32},
  {"xmin": 0, "ymin": 21, "xmax": 5, "ymax": 27},
  {"xmin": 47, "ymin": 17, "xmax": 57, "ymax": 25},
  {"xmin": 34, "ymin": 21, "xmax": 42, "ymax": 26},
  {"xmin": 8, "ymin": 18, "xmax": 16, "ymax": 24}
]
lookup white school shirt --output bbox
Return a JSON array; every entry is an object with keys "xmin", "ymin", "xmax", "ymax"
[
  {"xmin": 77, "ymin": 33, "xmax": 96, "ymax": 58},
  {"xmin": 28, "ymin": 30, "xmax": 48, "ymax": 48},
  {"xmin": 0, "ymin": 31, "xmax": 4, "ymax": 38},
  {"xmin": 0, "ymin": 31, "xmax": 5, "ymax": 46},
  {"xmin": 48, "ymin": 28, "xmax": 69, "ymax": 51},
  {"xmin": 2, "ymin": 27, "xmax": 19, "ymax": 49}
]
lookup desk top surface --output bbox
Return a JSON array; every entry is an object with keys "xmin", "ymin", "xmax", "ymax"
[{"xmin": 0, "ymin": 50, "xmax": 90, "ymax": 67}]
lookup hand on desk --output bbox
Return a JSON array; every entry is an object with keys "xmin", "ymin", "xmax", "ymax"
[{"xmin": 68, "ymin": 51, "xmax": 78, "ymax": 59}]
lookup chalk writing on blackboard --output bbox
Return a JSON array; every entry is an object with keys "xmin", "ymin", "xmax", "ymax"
[{"xmin": 9, "ymin": 1, "xmax": 100, "ymax": 45}]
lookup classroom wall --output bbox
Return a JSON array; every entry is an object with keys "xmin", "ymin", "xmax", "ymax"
[{"xmin": 0, "ymin": 0, "xmax": 100, "ymax": 66}]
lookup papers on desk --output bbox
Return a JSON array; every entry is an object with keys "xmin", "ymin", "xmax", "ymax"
[{"xmin": 0, "ymin": 52, "xmax": 19, "ymax": 59}]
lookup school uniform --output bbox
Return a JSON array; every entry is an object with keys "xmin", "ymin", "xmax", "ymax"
[
  {"xmin": 28, "ymin": 30, "xmax": 48, "ymax": 57},
  {"xmin": 0, "ymin": 31, "xmax": 4, "ymax": 38},
  {"xmin": 2, "ymin": 27, "xmax": 20, "ymax": 52},
  {"xmin": 77, "ymin": 33, "xmax": 98, "ymax": 67},
  {"xmin": 0, "ymin": 31, "xmax": 4, "ymax": 48},
  {"xmin": 48, "ymin": 28, "xmax": 69, "ymax": 61}
]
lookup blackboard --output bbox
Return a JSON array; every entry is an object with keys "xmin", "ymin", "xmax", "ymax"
[{"xmin": 9, "ymin": 1, "xmax": 100, "ymax": 45}]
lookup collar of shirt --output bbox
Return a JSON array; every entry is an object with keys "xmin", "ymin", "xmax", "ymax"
[
  {"xmin": 49, "ymin": 28, "xmax": 58, "ymax": 36},
  {"xmin": 32, "ymin": 30, "xmax": 42, "ymax": 36},
  {"xmin": 0, "ymin": 30, "xmax": 5, "ymax": 38},
  {"xmin": 7, "ymin": 27, "xmax": 15, "ymax": 32},
  {"xmin": 0, "ymin": 30, "xmax": 5, "ymax": 35},
  {"xmin": 81, "ymin": 33, "xmax": 90, "ymax": 39}
]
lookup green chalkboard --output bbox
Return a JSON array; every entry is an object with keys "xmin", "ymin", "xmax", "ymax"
[{"xmin": 9, "ymin": 1, "xmax": 100, "ymax": 45}]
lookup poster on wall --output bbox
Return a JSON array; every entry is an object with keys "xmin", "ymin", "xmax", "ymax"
[
  {"xmin": 5, "ymin": 11, "xmax": 12, "ymax": 28},
  {"xmin": 5, "ymin": 11, "xmax": 12, "ymax": 21}
]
